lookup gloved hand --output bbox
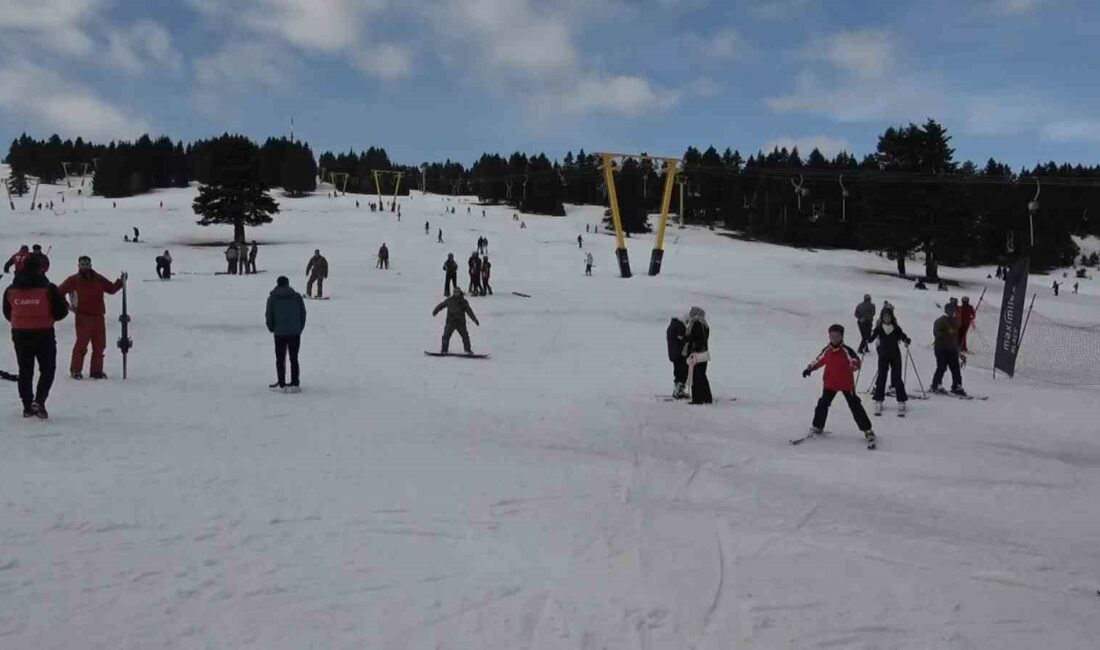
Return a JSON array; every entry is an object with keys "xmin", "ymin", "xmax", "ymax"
[{"xmin": 802, "ymin": 368, "xmax": 811, "ymax": 378}]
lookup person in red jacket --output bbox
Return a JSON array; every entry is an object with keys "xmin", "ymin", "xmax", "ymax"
[
  {"xmin": 57, "ymin": 256, "xmax": 126, "ymax": 379},
  {"xmin": 802, "ymin": 324, "xmax": 876, "ymax": 447},
  {"xmin": 3, "ymin": 255, "xmax": 69, "ymax": 418},
  {"xmin": 3, "ymin": 245, "xmax": 30, "ymax": 274},
  {"xmin": 958, "ymin": 296, "xmax": 976, "ymax": 352}
]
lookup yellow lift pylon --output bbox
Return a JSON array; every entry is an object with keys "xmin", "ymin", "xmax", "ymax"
[
  {"xmin": 597, "ymin": 152, "xmax": 682, "ymax": 277},
  {"xmin": 371, "ymin": 169, "xmax": 405, "ymax": 212}
]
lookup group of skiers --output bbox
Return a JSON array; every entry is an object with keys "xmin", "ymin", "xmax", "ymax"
[
  {"xmin": 224, "ymin": 241, "xmax": 259, "ymax": 275},
  {"xmin": 466, "ymin": 251, "xmax": 492, "ymax": 296},
  {"xmin": 3, "ymin": 247, "xmax": 127, "ymax": 419}
]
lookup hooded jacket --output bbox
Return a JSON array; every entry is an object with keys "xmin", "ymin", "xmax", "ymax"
[{"xmin": 266, "ymin": 285, "xmax": 307, "ymax": 336}]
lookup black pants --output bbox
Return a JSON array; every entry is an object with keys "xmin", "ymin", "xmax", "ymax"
[
  {"xmin": 247, "ymin": 258, "xmax": 257, "ymax": 273},
  {"xmin": 812, "ymin": 389, "xmax": 872, "ymax": 431},
  {"xmin": 444, "ymin": 273, "xmax": 457, "ymax": 296},
  {"xmin": 156, "ymin": 261, "xmax": 171, "ymax": 279},
  {"xmin": 857, "ymin": 320, "xmax": 873, "ymax": 353},
  {"xmin": 469, "ymin": 274, "xmax": 481, "ymax": 295},
  {"xmin": 672, "ymin": 359, "xmax": 688, "ymax": 384},
  {"xmin": 482, "ymin": 277, "xmax": 492, "ymax": 295},
  {"xmin": 932, "ymin": 348, "xmax": 962, "ymax": 390},
  {"xmin": 13, "ymin": 330, "xmax": 57, "ymax": 407},
  {"xmin": 227, "ymin": 259, "xmax": 238, "ymax": 274},
  {"xmin": 690, "ymin": 362, "xmax": 712, "ymax": 403},
  {"xmin": 872, "ymin": 355, "xmax": 907, "ymax": 402},
  {"xmin": 442, "ymin": 320, "xmax": 470, "ymax": 354},
  {"xmin": 585, "ymin": 264, "xmax": 592, "ymax": 276},
  {"xmin": 274, "ymin": 335, "xmax": 301, "ymax": 386}
]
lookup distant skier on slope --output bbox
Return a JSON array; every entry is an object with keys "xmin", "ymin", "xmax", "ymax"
[
  {"xmin": 266, "ymin": 275, "xmax": 306, "ymax": 393},
  {"xmin": 577, "ymin": 234, "xmax": 583, "ymax": 248},
  {"xmin": 868, "ymin": 305, "xmax": 911, "ymax": 416},
  {"xmin": 666, "ymin": 316, "xmax": 688, "ymax": 399},
  {"xmin": 480, "ymin": 255, "xmax": 492, "ymax": 295},
  {"xmin": 468, "ymin": 252, "xmax": 482, "ymax": 296},
  {"xmin": 442, "ymin": 253, "xmax": 458, "ymax": 296},
  {"xmin": 431, "ymin": 288, "xmax": 479, "ymax": 356},
  {"xmin": 306, "ymin": 249, "xmax": 328, "ymax": 298},
  {"xmin": 155, "ymin": 250, "xmax": 172, "ymax": 279},
  {"xmin": 802, "ymin": 324, "xmax": 876, "ymax": 448},
  {"xmin": 854, "ymin": 294, "xmax": 875, "ymax": 354},
  {"xmin": 246, "ymin": 241, "xmax": 259, "ymax": 274},
  {"xmin": 225, "ymin": 243, "xmax": 240, "ymax": 275},
  {"xmin": 683, "ymin": 306, "xmax": 712, "ymax": 404},
  {"xmin": 958, "ymin": 296, "xmax": 976, "ymax": 352},
  {"xmin": 585, "ymin": 251, "xmax": 594, "ymax": 276},
  {"xmin": 930, "ymin": 303, "xmax": 965, "ymax": 396},
  {"xmin": 377, "ymin": 243, "xmax": 389, "ymax": 270}
]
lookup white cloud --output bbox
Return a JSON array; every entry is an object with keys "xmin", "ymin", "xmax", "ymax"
[
  {"xmin": 764, "ymin": 135, "xmax": 851, "ymax": 158},
  {"xmin": 766, "ymin": 69, "xmax": 946, "ymax": 124},
  {"xmin": 107, "ymin": 21, "xmax": 182, "ymax": 75},
  {"xmin": 687, "ymin": 77, "xmax": 721, "ymax": 98},
  {"xmin": 704, "ymin": 28, "xmax": 746, "ymax": 60},
  {"xmin": 353, "ymin": 43, "xmax": 413, "ymax": 80},
  {"xmin": 820, "ymin": 30, "xmax": 894, "ymax": 79},
  {"xmin": 553, "ymin": 74, "xmax": 680, "ymax": 117},
  {"xmin": 1040, "ymin": 120, "xmax": 1100, "ymax": 143},
  {"xmin": 748, "ymin": 0, "xmax": 814, "ymax": 20},
  {"xmin": 0, "ymin": 59, "xmax": 151, "ymax": 140},
  {"xmin": 995, "ymin": 0, "xmax": 1052, "ymax": 13},
  {"xmin": 0, "ymin": 0, "xmax": 106, "ymax": 55}
]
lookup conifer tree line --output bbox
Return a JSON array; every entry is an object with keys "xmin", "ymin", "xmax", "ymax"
[{"xmin": 5, "ymin": 119, "xmax": 1100, "ymax": 272}]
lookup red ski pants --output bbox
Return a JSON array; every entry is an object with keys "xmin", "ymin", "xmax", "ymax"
[{"xmin": 71, "ymin": 313, "xmax": 107, "ymax": 375}]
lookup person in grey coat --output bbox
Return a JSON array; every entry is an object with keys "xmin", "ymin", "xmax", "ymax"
[
  {"xmin": 265, "ymin": 275, "xmax": 307, "ymax": 392},
  {"xmin": 854, "ymin": 294, "xmax": 876, "ymax": 354}
]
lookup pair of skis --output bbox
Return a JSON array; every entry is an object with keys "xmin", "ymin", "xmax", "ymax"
[{"xmin": 790, "ymin": 429, "xmax": 877, "ymax": 450}]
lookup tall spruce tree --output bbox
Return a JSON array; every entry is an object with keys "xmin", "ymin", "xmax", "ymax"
[{"xmin": 192, "ymin": 135, "xmax": 279, "ymax": 242}]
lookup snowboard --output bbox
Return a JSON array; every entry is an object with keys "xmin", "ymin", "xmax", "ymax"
[
  {"xmin": 214, "ymin": 270, "xmax": 267, "ymax": 276},
  {"xmin": 304, "ymin": 296, "xmax": 330, "ymax": 300},
  {"xmin": 424, "ymin": 351, "xmax": 490, "ymax": 359}
]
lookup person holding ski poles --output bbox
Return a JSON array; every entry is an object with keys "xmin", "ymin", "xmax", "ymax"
[
  {"xmin": 868, "ymin": 305, "xmax": 911, "ymax": 416},
  {"xmin": 57, "ymin": 256, "xmax": 126, "ymax": 380},
  {"xmin": 802, "ymin": 324, "xmax": 876, "ymax": 448}
]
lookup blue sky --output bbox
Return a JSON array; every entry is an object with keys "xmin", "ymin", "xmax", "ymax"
[{"xmin": 1, "ymin": 0, "xmax": 1097, "ymax": 169}]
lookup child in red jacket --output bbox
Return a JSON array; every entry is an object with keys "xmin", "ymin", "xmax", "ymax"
[{"xmin": 802, "ymin": 324, "xmax": 876, "ymax": 448}]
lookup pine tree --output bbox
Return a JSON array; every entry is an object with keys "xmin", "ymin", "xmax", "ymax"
[
  {"xmin": 192, "ymin": 135, "xmax": 279, "ymax": 242},
  {"xmin": 8, "ymin": 171, "xmax": 29, "ymax": 197}
]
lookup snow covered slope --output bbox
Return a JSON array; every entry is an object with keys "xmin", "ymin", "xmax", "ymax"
[{"xmin": 1, "ymin": 183, "xmax": 1099, "ymax": 648}]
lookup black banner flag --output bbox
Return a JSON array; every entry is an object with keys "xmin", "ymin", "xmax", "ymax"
[{"xmin": 994, "ymin": 257, "xmax": 1030, "ymax": 376}]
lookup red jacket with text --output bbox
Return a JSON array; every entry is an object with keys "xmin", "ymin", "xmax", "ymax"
[
  {"xmin": 806, "ymin": 343, "xmax": 861, "ymax": 392},
  {"xmin": 3, "ymin": 273, "xmax": 69, "ymax": 330}
]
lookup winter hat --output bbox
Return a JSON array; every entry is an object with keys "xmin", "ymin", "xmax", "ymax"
[{"xmin": 276, "ymin": 276, "xmax": 289, "ymax": 287}]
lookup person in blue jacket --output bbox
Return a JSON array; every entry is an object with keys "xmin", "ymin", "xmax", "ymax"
[{"xmin": 265, "ymin": 276, "xmax": 307, "ymax": 393}]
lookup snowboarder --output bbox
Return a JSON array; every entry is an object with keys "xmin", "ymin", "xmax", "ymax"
[
  {"xmin": 4, "ymin": 245, "xmax": 30, "ymax": 274},
  {"xmin": 247, "ymin": 241, "xmax": 259, "ymax": 274},
  {"xmin": 481, "ymin": 255, "xmax": 492, "ymax": 295},
  {"xmin": 266, "ymin": 276, "xmax": 307, "ymax": 393},
  {"xmin": 3, "ymin": 255, "xmax": 68, "ymax": 418},
  {"xmin": 958, "ymin": 296, "xmax": 976, "ymax": 352},
  {"xmin": 683, "ymin": 306, "xmax": 712, "ymax": 404},
  {"xmin": 577, "ymin": 234, "xmax": 583, "ymax": 248},
  {"xmin": 225, "ymin": 243, "xmax": 240, "ymax": 275},
  {"xmin": 585, "ymin": 251, "xmax": 594, "ymax": 276},
  {"xmin": 854, "ymin": 294, "xmax": 876, "ymax": 354},
  {"xmin": 442, "ymin": 253, "xmax": 458, "ymax": 296},
  {"xmin": 305, "ymin": 249, "xmax": 328, "ymax": 298},
  {"xmin": 155, "ymin": 250, "xmax": 173, "ymax": 279},
  {"xmin": 802, "ymin": 324, "xmax": 876, "ymax": 447},
  {"xmin": 931, "ymin": 303, "xmax": 965, "ymax": 396},
  {"xmin": 432, "ymin": 288, "xmax": 480, "ymax": 355},
  {"xmin": 868, "ymin": 306, "xmax": 911, "ymax": 415},
  {"xmin": 468, "ymin": 252, "xmax": 482, "ymax": 296},
  {"xmin": 666, "ymin": 316, "xmax": 688, "ymax": 399},
  {"xmin": 377, "ymin": 243, "xmax": 390, "ymax": 270},
  {"xmin": 29, "ymin": 245, "xmax": 50, "ymax": 273},
  {"xmin": 57, "ymin": 256, "xmax": 125, "ymax": 380}
]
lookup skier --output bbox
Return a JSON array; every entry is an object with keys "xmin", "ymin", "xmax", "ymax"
[
  {"xmin": 577, "ymin": 234, "xmax": 583, "ymax": 249},
  {"xmin": 29, "ymin": 245, "xmax": 50, "ymax": 273},
  {"xmin": 468, "ymin": 252, "xmax": 482, "ymax": 296},
  {"xmin": 425, "ymin": 221, "xmax": 430, "ymax": 235},
  {"xmin": 57, "ymin": 256, "xmax": 126, "ymax": 380},
  {"xmin": 266, "ymin": 276, "xmax": 307, "ymax": 393},
  {"xmin": 481, "ymin": 255, "xmax": 492, "ymax": 295},
  {"xmin": 801, "ymin": 324, "xmax": 876, "ymax": 447},
  {"xmin": 868, "ymin": 306, "xmax": 911, "ymax": 415},
  {"xmin": 155, "ymin": 250, "xmax": 173, "ymax": 279},
  {"xmin": 247, "ymin": 241, "xmax": 259, "ymax": 274},
  {"xmin": 585, "ymin": 251, "xmax": 594, "ymax": 276},
  {"xmin": 355, "ymin": 200, "xmax": 360, "ymax": 208},
  {"xmin": 958, "ymin": 296, "xmax": 976, "ymax": 352},
  {"xmin": 225, "ymin": 243, "xmax": 240, "ymax": 275},
  {"xmin": 377, "ymin": 243, "xmax": 390, "ymax": 270},
  {"xmin": 442, "ymin": 253, "xmax": 458, "ymax": 296},
  {"xmin": 586, "ymin": 224, "xmax": 590, "ymax": 233},
  {"xmin": 431, "ymin": 288, "xmax": 480, "ymax": 355},
  {"xmin": 1074, "ymin": 282, "xmax": 1079, "ymax": 294},
  {"xmin": 1052, "ymin": 280, "xmax": 1060, "ymax": 296},
  {"xmin": 467, "ymin": 207, "xmax": 471, "ymax": 215},
  {"xmin": 854, "ymin": 294, "xmax": 876, "ymax": 354},
  {"xmin": 3, "ymin": 255, "xmax": 68, "ymax": 418},
  {"xmin": 132, "ymin": 227, "xmax": 139, "ymax": 242},
  {"xmin": 4, "ymin": 245, "xmax": 30, "ymax": 274},
  {"xmin": 305, "ymin": 249, "xmax": 328, "ymax": 298},
  {"xmin": 683, "ymin": 306, "xmax": 712, "ymax": 404},
  {"xmin": 438, "ymin": 228, "xmax": 444, "ymax": 243},
  {"xmin": 666, "ymin": 316, "xmax": 688, "ymax": 399},
  {"xmin": 931, "ymin": 303, "xmax": 965, "ymax": 395},
  {"xmin": 237, "ymin": 241, "xmax": 250, "ymax": 274}
]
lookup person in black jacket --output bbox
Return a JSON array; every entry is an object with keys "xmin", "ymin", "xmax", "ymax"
[
  {"xmin": 2, "ymin": 256, "xmax": 69, "ymax": 418},
  {"xmin": 443, "ymin": 254, "xmax": 458, "ymax": 296},
  {"xmin": 683, "ymin": 306, "xmax": 712, "ymax": 404},
  {"xmin": 666, "ymin": 317, "xmax": 688, "ymax": 399},
  {"xmin": 868, "ymin": 306, "xmax": 911, "ymax": 414},
  {"xmin": 265, "ymin": 276, "xmax": 307, "ymax": 392},
  {"xmin": 468, "ymin": 252, "xmax": 482, "ymax": 296}
]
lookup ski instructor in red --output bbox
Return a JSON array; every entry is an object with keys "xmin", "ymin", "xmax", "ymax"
[{"xmin": 58, "ymin": 256, "xmax": 127, "ymax": 380}]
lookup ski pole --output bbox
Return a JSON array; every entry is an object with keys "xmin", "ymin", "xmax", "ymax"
[
  {"xmin": 906, "ymin": 347, "xmax": 927, "ymax": 398},
  {"xmin": 855, "ymin": 352, "xmax": 866, "ymax": 388}
]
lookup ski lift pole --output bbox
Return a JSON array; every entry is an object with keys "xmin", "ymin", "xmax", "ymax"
[{"xmin": 117, "ymin": 273, "xmax": 132, "ymax": 379}]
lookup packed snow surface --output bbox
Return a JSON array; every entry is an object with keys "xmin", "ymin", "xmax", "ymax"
[{"xmin": 2, "ymin": 180, "xmax": 1099, "ymax": 649}]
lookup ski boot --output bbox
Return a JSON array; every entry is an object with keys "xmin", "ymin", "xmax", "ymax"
[
  {"xmin": 950, "ymin": 386, "xmax": 967, "ymax": 397},
  {"xmin": 71, "ymin": 372, "xmax": 83, "ymax": 380},
  {"xmin": 864, "ymin": 429, "xmax": 877, "ymax": 450},
  {"xmin": 873, "ymin": 401, "xmax": 883, "ymax": 416}
]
